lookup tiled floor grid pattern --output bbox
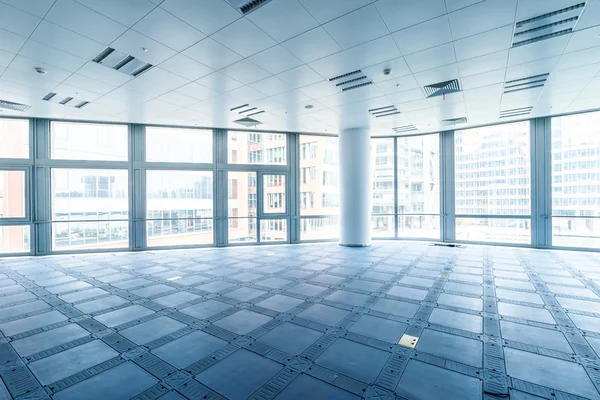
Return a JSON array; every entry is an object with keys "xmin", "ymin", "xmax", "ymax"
[{"xmin": 1, "ymin": 242, "xmax": 600, "ymax": 400}]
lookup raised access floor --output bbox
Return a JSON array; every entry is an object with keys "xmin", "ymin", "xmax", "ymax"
[{"xmin": 1, "ymin": 242, "xmax": 600, "ymax": 400}]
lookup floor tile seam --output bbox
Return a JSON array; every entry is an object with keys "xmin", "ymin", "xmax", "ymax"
[{"xmin": 502, "ymin": 339, "xmax": 576, "ymax": 362}]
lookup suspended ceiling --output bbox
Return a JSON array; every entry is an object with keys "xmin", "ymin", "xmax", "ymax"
[{"xmin": 0, "ymin": 0, "xmax": 600, "ymax": 136}]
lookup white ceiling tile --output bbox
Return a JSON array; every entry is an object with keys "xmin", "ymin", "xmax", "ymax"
[
  {"xmin": 433, "ymin": 101, "xmax": 467, "ymax": 119},
  {"xmin": 183, "ymin": 38, "xmax": 242, "ymax": 70},
  {"xmin": 362, "ymin": 57, "xmax": 411, "ymax": 83},
  {"xmin": 270, "ymin": 89, "xmax": 313, "ymax": 106},
  {"xmin": 308, "ymin": 52, "xmax": 359, "ymax": 79},
  {"xmin": 276, "ymin": 65, "xmax": 323, "ymax": 89},
  {"xmin": 501, "ymin": 85, "xmax": 544, "ymax": 104},
  {"xmin": 76, "ymin": 62, "xmax": 134, "ymax": 86},
  {"xmin": 297, "ymin": 81, "xmax": 339, "ymax": 99},
  {"xmin": 111, "ymin": 30, "xmax": 177, "ymax": 65},
  {"xmin": 1, "ymin": 0, "xmax": 55, "ymax": 18},
  {"xmin": 50, "ymin": 83, "xmax": 104, "ymax": 101},
  {"xmin": 0, "ymin": 2, "xmax": 41, "ymax": 37},
  {"xmin": 220, "ymin": 59, "xmax": 270, "ymax": 85},
  {"xmin": 376, "ymin": 74, "xmax": 420, "ymax": 95},
  {"xmin": 160, "ymin": 0, "xmax": 240, "ymax": 35},
  {"xmin": 17, "ymin": 40, "xmax": 87, "ymax": 72},
  {"xmin": 387, "ymin": 88, "xmax": 426, "ymax": 104},
  {"xmin": 140, "ymin": 98, "xmax": 181, "ymax": 114},
  {"xmin": 505, "ymin": 57, "xmax": 559, "ymax": 81},
  {"xmin": 508, "ymin": 34, "xmax": 571, "ymax": 66},
  {"xmin": 211, "ymin": 18, "xmax": 276, "ymax": 58},
  {"xmin": 544, "ymin": 78, "xmax": 591, "ymax": 96},
  {"xmin": 445, "ymin": 0, "xmax": 484, "ymax": 13},
  {"xmin": 427, "ymin": 91, "xmax": 464, "ymax": 107},
  {"xmin": 449, "ymin": 0, "xmax": 517, "ymax": 40},
  {"xmin": 563, "ymin": 26, "xmax": 600, "ymax": 54},
  {"xmin": 193, "ymin": 93, "xmax": 239, "ymax": 114},
  {"xmin": 281, "ymin": 27, "xmax": 341, "ymax": 64},
  {"xmin": 7, "ymin": 55, "xmax": 73, "ymax": 82},
  {"xmin": 159, "ymin": 54, "xmax": 213, "ymax": 81},
  {"xmin": 0, "ymin": 79, "xmax": 49, "ymax": 101},
  {"xmin": 461, "ymin": 68, "xmax": 506, "ymax": 90},
  {"xmin": 457, "ymin": 50, "xmax": 508, "ymax": 77},
  {"xmin": 2, "ymin": 68, "xmax": 61, "ymax": 91},
  {"xmin": 196, "ymin": 71, "xmax": 244, "ymax": 93},
  {"xmin": 565, "ymin": 96, "xmax": 600, "ymax": 113},
  {"xmin": 74, "ymin": 0, "xmax": 156, "ymax": 27},
  {"xmin": 515, "ymin": 0, "xmax": 578, "ymax": 21},
  {"xmin": 119, "ymin": 67, "xmax": 189, "ymax": 97},
  {"xmin": 405, "ymin": 43, "xmax": 456, "ymax": 72},
  {"xmin": 30, "ymin": 21, "xmax": 106, "ymax": 60},
  {"xmin": 99, "ymin": 89, "xmax": 152, "ymax": 108},
  {"xmin": 392, "ymin": 16, "xmax": 452, "ymax": 56},
  {"xmin": 376, "ymin": 0, "xmax": 446, "ymax": 33},
  {"xmin": 247, "ymin": 0, "xmax": 319, "ymax": 42},
  {"xmin": 0, "ymin": 49, "xmax": 15, "ymax": 68},
  {"xmin": 413, "ymin": 63, "xmax": 460, "ymax": 87},
  {"xmin": 155, "ymin": 91, "xmax": 198, "ymax": 107},
  {"xmin": 0, "ymin": 28, "xmax": 26, "ymax": 54},
  {"xmin": 462, "ymin": 83, "xmax": 503, "ymax": 102},
  {"xmin": 298, "ymin": 0, "xmax": 372, "ymax": 24},
  {"xmin": 323, "ymin": 5, "xmax": 389, "ymax": 49},
  {"xmin": 576, "ymin": 77, "xmax": 600, "ymax": 99},
  {"xmin": 253, "ymin": 97, "xmax": 287, "ymax": 111},
  {"xmin": 133, "ymin": 7, "xmax": 205, "ymax": 51},
  {"xmin": 249, "ymin": 45, "xmax": 303, "ymax": 75},
  {"xmin": 343, "ymin": 35, "xmax": 401, "ymax": 69},
  {"xmin": 175, "ymin": 81, "xmax": 218, "ymax": 101},
  {"xmin": 248, "ymin": 76, "xmax": 293, "ymax": 97},
  {"xmin": 45, "ymin": 0, "xmax": 127, "ymax": 44},
  {"xmin": 61, "ymin": 74, "xmax": 117, "ymax": 95},
  {"xmin": 577, "ymin": 0, "xmax": 600, "ymax": 30},
  {"xmin": 547, "ymin": 63, "xmax": 600, "ymax": 85},
  {"xmin": 555, "ymin": 46, "xmax": 600, "ymax": 70},
  {"xmin": 395, "ymin": 99, "xmax": 430, "ymax": 112},
  {"xmin": 403, "ymin": 108, "xmax": 438, "ymax": 125},
  {"xmin": 227, "ymin": 85, "xmax": 268, "ymax": 102},
  {"xmin": 454, "ymin": 25, "xmax": 513, "ymax": 61}
]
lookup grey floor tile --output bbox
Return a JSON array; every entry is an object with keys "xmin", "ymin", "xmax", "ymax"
[
  {"xmin": 60, "ymin": 288, "xmax": 109, "ymax": 303},
  {"xmin": 256, "ymin": 277, "xmax": 293, "ymax": 289},
  {"xmin": 214, "ymin": 310, "xmax": 272, "ymax": 335},
  {"xmin": 398, "ymin": 276, "xmax": 435, "ymax": 288},
  {"xmin": 557, "ymin": 297, "xmax": 600, "ymax": 313},
  {"xmin": 498, "ymin": 303, "xmax": 556, "ymax": 325},
  {"xmin": 94, "ymin": 305, "xmax": 154, "ymax": 327},
  {"xmin": 11, "ymin": 323, "xmax": 89, "ymax": 357},
  {"xmin": 231, "ymin": 272, "xmax": 264, "ymax": 282},
  {"xmin": 500, "ymin": 321, "xmax": 572, "ymax": 353},
  {"xmin": 416, "ymin": 329, "xmax": 483, "ymax": 367},
  {"xmin": 120, "ymin": 316, "xmax": 186, "ymax": 345},
  {"xmin": 256, "ymin": 294, "xmax": 303, "ymax": 312},
  {"xmin": 1, "ymin": 300, "xmax": 50, "ymax": 319},
  {"xmin": 296, "ymin": 304, "xmax": 349, "ymax": 326},
  {"xmin": 274, "ymin": 374, "xmax": 359, "ymax": 400},
  {"xmin": 344, "ymin": 279, "xmax": 383, "ymax": 292},
  {"xmin": 315, "ymin": 339, "xmax": 389, "ymax": 383},
  {"xmin": 131, "ymin": 284, "xmax": 174, "ymax": 297},
  {"xmin": 387, "ymin": 285, "xmax": 428, "ymax": 300},
  {"xmin": 496, "ymin": 289, "xmax": 544, "ymax": 305},
  {"xmin": 154, "ymin": 291, "xmax": 200, "ymax": 307},
  {"xmin": 569, "ymin": 313, "xmax": 600, "ymax": 333},
  {"xmin": 325, "ymin": 290, "xmax": 369, "ymax": 306},
  {"xmin": 288, "ymin": 283, "xmax": 327, "ymax": 296},
  {"xmin": 75, "ymin": 295, "xmax": 129, "ymax": 313},
  {"xmin": 349, "ymin": 315, "xmax": 407, "ymax": 343},
  {"xmin": 428, "ymin": 308, "xmax": 483, "ymax": 333},
  {"xmin": 494, "ymin": 279, "xmax": 536, "ymax": 291},
  {"xmin": 226, "ymin": 287, "xmax": 267, "ymax": 301},
  {"xmin": 0, "ymin": 310, "xmax": 68, "ymax": 336},
  {"xmin": 444, "ymin": 281, "xmax": 483, "ymax": 295},
  {"xmin": 153, "ymin": 331, "xmax": 227, "ymax": 368},
  {"xmin": 46, "ymin": 281, "xmax": 92, "ymax": 294},
  {"xmin": 438, "ymin": 293, "xmax": 483, "ymax": 311},
  {"xmin": 370, "ymin": 298, "xmax": 420, "ymax": 318},
  {"xmin": 257, "ymin": 322, "xmax": 322, "ymax": 354},
  {"xmin": 281, "ymin": 270, "xmax": 312, "ymax": 279},
  {"xmin": 180, "ymin": 300, "xmax": 232, "ymax": 319},
  {"xmin": 111, "ymin": 278, "xmax": 151, "ymax": 289},
  {"xmin": 0, "ymin": 291, "xmax": 37, "ymax": 307},
  {"xmin": 197, "ymin": 281, "xmax": 237, "ymax": 293},
  {"xmin": 196, "ymin": 349, "xmax": 282, "ymax": 399}
]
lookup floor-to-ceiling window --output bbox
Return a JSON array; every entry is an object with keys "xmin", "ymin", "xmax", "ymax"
[
  {"xmin": 454, "ymin": 121, "xmax": 531, "ymax": 244},
  {"xmin": 551, "ymin": 112, "xmax": 600, "ymax": 248},
  {"xmin": 371, "ymin": 138, "xmax": 395, "ymax": 237},
  {"xmin": 299, "ymin": 135, "xmax": 339, "ymax": 241}
]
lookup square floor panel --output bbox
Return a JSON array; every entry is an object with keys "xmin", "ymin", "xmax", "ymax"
[
  {"xmin": 0, "ymin": 310, "xmax": 68, "ymax": 336},
  {"xmin": 196, "ymin": 350, "xmax": 282, "ymax": 399},
  {"xmin": 153, "ymin": 331, "xmax": 227, "ymax": 368},
  {"xmin": 495, "ymin": 289, "xmax": 544, "ymax": 305},
  {"xmin": 387, "ymin": 285, "xmax": 428, "ymax": 301},
  {"xmin": 75, "ymin": 295, "xmax": 128, "ymax": 313},
  {"xmin": 60, "ymin": 288, "xmax": 108, "ymax": 303},
  {"xmin": 398, "ymin": 276, "xmax": 435, "ymax": 288},
  {"xmin": 494, "ymin": 279, "xmax": 536, "ymax": 291},
  {"xmin": 231, "ymin": 272, "xmax": 264, "ymax": 282},
  {"xmin": 361, "ymin": 271, "xmax": 394, "ymax": 282},
  {"xmin": 256, "ymin": 294, "xmax": 303, "ymax": 312},
  {"xmin": 196, "ymin": 281, "xmax": 237, "ymax": 293},
  {"xmin": 500, "ymin": 321, "xmax": 572, "ymax": 353},
  {"xmin": 94, "ymin": 305, "xmax": 154, "ymax": 327},
  {"xmin": 396, "ymin": 360, "xmax": 481, "ymax": 400},
  {"xmin": 288, "ymin": 283, "xmax": 327, "ymax": 296},
  {"xmin": 310, "ymin": 274, "xmax": 347, "ymax": 285},
  {"xmin": 416, "ymin": 329, "xmax": 483, "ymax": 367},
  {"xmin": 257, "ymin": 322, "xmax": 322, "ymax": 355},
  {"xmin": 257, "ymin": 277, "xmax": 293, "ymax": 289},
  {"xmin": 120, "ymin": 316, "xmax": 186, "ymax": 345},
  {"xmin": 557, "ymin": 297, "xmax": 600, "ymax": 314},
  {"xmin": 180, "ymin": 300, "xmax": 232, "ymax": 320},
  {"xmin": 281, "ymin": 270, "xmax": 312, "ymax": 279},
  {"xmin": 443, "ymin": 281, "xmax": 483, "ymax": 296},
  {"xmin": 325, "ymin": 290, "xmax": 369, "ymax": 307},
  {"xmin": 226, "ymin": 287, "xmax": 267, "ymax": 301},
  {"xmin": 274, "ymin": 374, "xmax": 359, "ymax": 400},
  {"xmin": 214, "ymin": 310, "xmax": 272, "ymax": 335},
  {"xmin": 131, "ymin": 284, "xmax": 173, "ymax": 298},
  {"xmin": 504, "ymin": 347, "xmax": 598, "ymax": 399},
  {"xmin": 498, "ymin": 303, "xmax": 555, "ymax": 325},
  {"xmin": 349, "ymin": 315, "xmax": 407, "ymax": 343},
  {"xmin": 569, "ymin": 314, "xmax": 600, "ymax": 333},
  {"xmin": 428, "ymin": 309, "xmax": 483, "ymax": 333},
  {"xmin": 315, "ymin": 339, "xmax": 390, "ymax": 383},
  {"xmin": 11, "ymin": 324, "xmax": 89, "ymax": 357},
  {"xmin": 370, "ymin": 298, "xmax": 420, "ymax": 318},
  {"xmin": 296, "ymin": 304, "xmax": 349, "ymax": 326},
  {"xmin": 546, "ymin": 284, "xmax": 599, "ymax": 299},
  {"xmin": 437, "ymin": 293, "xmax": 482, "ymax": 311},
  {"xmin": 344, "ymin": 279, "xmax": 383, "ymax": 292},
  {"xmin": 154, "ymin": 292, "xmax": 200, "ymax": 307}
]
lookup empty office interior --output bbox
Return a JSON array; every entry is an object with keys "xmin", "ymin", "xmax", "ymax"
[{"xmin": 1, "ymin": 0, "xmax": 600, "ymax": 400}]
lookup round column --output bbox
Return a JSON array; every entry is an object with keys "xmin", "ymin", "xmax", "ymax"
[{"xmin": 339, "ymin": 128, "xmax": 372, "ymax": 247}]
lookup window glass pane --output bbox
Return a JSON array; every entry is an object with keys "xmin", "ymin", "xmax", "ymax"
[
  {"xmin": 0, "ymin": 170, "xmax": 26, "ymax": 218},
  {"xmin": 398, "ymin": 215, "xmax": 440, "ymax": 239},
  {"xmin": 146, "ymin": 170, "xmax": 213, "ymax": 247},
  {"xmin": 300, "ymin": 136, "xmax": 339, "ymax": 217},
  {"xmin": 227, "ymin": 131, "xmax": 287, "ymax": 165},
  {"xmin": 397, "ymin": 135, "xmax": 439, "ymax": 214},
  {"xmin": 455, "ymin": 122, "xmax": 531, "ymax": 215},
  {"xmin": 263, "ymin": 174, "xmax": 286, "ymax": 214},
  {"xmin": 229, "ymin": 218, "xmax": 257, "ymax": 243},
  {"xmin": 300, "ymin": 216, "xmax": 339, "ymax": 240},
  {"xmin": 456, "ymin": 218, "xmax": 530, "ymax": 244},
  {"xmin": 371, "ymin": 138, "xmax": 395, "ymax": 215},
  {"xmin": 228, "ymin": 171, "xmax": 257, "ymax": 243},
  {"xmin": 551, "ymin": 112, "xmax": 600, "ymax": 248},
  {"xmin": 0, "ymin": 119, "xmax": 29, "ymax": 158},
  {"xmin": 260, "ymin": 219, "xmax": 287, "ymax": 242},
  {"xmin": 0, "ymin": 225, "xmax": 30, "ymax": 253},
  {"xmin": 51, "ymin": 169, "xmax": 128, "ymax": 250},
  {"xmin": 146, "ymin": 127, "xmax": 212, "ymax": 163},
  {"xmin": 51, "ymin": 122, "xmax": 128, "ymax": 161},
  {"xmin": 372, "ymin": 215, "xmax": 395, "ymax": 237}
]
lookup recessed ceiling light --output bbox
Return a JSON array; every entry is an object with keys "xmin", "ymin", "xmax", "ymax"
[
  {"xmin": 35, "ymin": 67, "xmax": 47, "ymax": 75},
  {"xmin": 305, "ymin": 104, "xmax": 314, "ymax": 109},
  {"xmin": 141, "ymin": 47, "xmax": 148, "ymax": 52}
]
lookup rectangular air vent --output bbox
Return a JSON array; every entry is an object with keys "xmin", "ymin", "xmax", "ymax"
[
  {"xmin": 512, "ymin": 2, "xmax": 585, "ymax": 47},
  {"xmin": 230, "ymin": 104, "xmax": 265, "ymax": 118},
  {"xmin": 393, "ymin": 125, "xmax": 418, "ymax": 134},
  {"xmin": 503, "ymin": 73, "xmax": 549, "ymax": 93},
  {"xmin": 329, "ymin": 70, "xmax": 373, "ymax": 92},
  {"xmin": 234, "ymin": 117, "xmax": 263, "ymax": 127},
  {"xmin": 441, "ymin": 117, "xmax": 467, "ymax": 126},
  {"xmin": 0, "ymin": 99, "xmax": 31, "ymax": 112},
  {"xmin": 42, "ymin": 93, "xmax": 89, "ymax": 109},
  {"xmin": 500, "ymin": 106, "xmax": 533, "ymax": 118},
  {"xmin": 224, "ymin": 0, "xmax": 274, "ymax": 14},
  {"xmin": 423, "ymin": 79, "xmax": 461, "ymax": 98},
  {"xmin": 93, "ymin": 47, "xmax": 153, "ymax": 77},
  {"xmin": 368, "ymin": 105, "xmax": 400, "ymax": 118}
]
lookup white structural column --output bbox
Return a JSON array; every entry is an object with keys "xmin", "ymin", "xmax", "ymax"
[{"xmin": 339, "ymin": 128, "xmax": 372, "ymax": 246}]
